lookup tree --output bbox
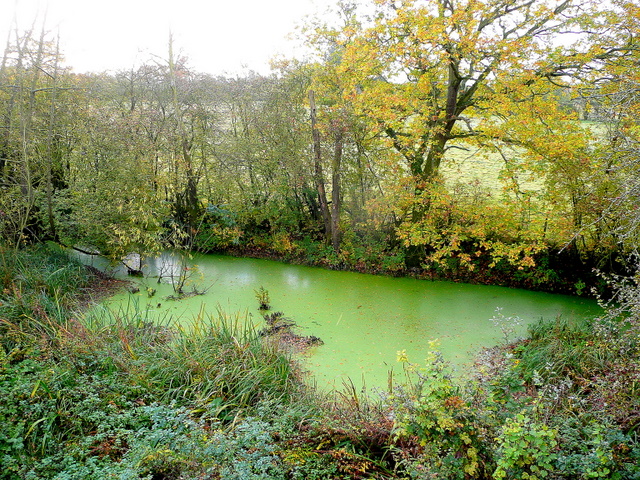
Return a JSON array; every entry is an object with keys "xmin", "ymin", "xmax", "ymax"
[
  {"xmin": 309, "ymin": 88, "xmax": 333, "ymax": 244},
  {"xmin": 0, "ymin": 22, "xmax": 71, "ymax": 247},
  {"xmin": 167, "ymin": 35, "xmax": 205, "ymax": 230},
  {"xmin": 303, "ymin": 2, "xmax": 386, "ymax": 252},
  {"xmin": 585, "ymin": 0, "xmax": 640, "ymax": 254},
  {"xmin": 298, "ymin": 0, "xmax": 637, "ymax": 271},
  {"xmin": 335, "ymin": 0, "xmax": 632, "ymax": 186},
  {"xmin": 57, "ymin": 72, "xmax": 167, "ymax": 259},
  {"xmin": 205, "ymin": 70, "xmax": 318, "ymax": 239}
]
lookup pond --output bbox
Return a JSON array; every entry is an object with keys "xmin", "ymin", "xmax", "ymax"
[{"xmin": 85, "ymin": 251, "xmax": 600, "ymax": 391}]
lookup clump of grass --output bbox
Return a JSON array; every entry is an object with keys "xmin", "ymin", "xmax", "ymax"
[
  {"xmin": 72, "ymin": 301, "xmax": 302, "ymax": 417},
  {"xmin": 1, "ymin": 243, "xmax": 90, "ymax": 300},
  {"xmin": 138, "ymin": 311, "xmax": 300, "ymax": 413},
  {"xmin": 516, "ymin": 316, "xmax": 617, "ymax": 385},
  {"xmin": 0, "ymin": 243, "xmax": 92, "ymax": 352}
]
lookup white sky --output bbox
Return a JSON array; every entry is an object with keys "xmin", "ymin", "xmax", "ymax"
[{"xmin": 1, "ymin": 0, "xmax": 338, "ymax": 75}]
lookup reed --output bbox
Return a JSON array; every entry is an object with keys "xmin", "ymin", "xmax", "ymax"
[{"xmin": 76, "ymin": 301, "xmax": 301, "ymax": 415}]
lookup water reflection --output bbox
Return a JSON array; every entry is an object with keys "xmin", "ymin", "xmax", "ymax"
[{"xmin": 282, "ymin": 270, "xmax": 311, "ymax": 289}]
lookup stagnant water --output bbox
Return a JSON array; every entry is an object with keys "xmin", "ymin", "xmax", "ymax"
[{"xmin": 85, "ymin": 252, "xmax": 600, "ymax": 391}]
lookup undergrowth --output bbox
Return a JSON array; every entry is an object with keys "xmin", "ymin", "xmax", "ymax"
[{"xmin": 1, "ymin": 243, "xmax": 639, "ymax": 479}]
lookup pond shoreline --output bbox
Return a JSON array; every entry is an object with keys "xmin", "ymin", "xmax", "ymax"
[
  {"xmin": 95, "ymin": 250, "xmax": 598, "ymax": 391},
  {"xmin": 203, "ymin": 243, "xmax": 600, "ymax": 299}
]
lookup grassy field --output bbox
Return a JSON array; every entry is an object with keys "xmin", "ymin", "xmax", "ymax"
[
  {"xmin": 440, "ymin": 120, "xmax": 610, "ymax": 194},
  {"xmin": 441, "ymin": 144, "xmax": 544, "ymax": 193}
]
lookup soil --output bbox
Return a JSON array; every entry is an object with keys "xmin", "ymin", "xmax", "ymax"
[
  {"xmin": 260, "ymin": 311, "xmax": 324, "ymax": 353},
  {"xmin": 74, "ymin": 266, "xmax": 131, "ymax": 311}
]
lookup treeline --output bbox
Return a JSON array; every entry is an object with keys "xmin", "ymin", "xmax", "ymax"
[{"xmin": 1, "ymin": 0, "xmax": 639, "ymax": 293}]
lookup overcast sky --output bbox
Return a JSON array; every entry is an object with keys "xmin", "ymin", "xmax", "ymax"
[{"xmin": 1, "ymin": 0, "xmax": 338, "ymax": 75}]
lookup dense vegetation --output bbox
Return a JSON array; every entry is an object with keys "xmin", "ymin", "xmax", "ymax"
[
  {"xmin": 1, "ymin": 242, "xmax": 639, "ymax": 479},
  {"xmin": 1, "ymin": 0, "xmax": 639, "ymax": 294},
  {"xmin": 2, "ymin": 0, "xmax": 640, "ymax": 477}
]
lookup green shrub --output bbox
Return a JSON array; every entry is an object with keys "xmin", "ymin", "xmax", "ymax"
[
  {"xmin": 552, "ymin": 416, "xmax": 640, "ymax": 479},
  {"xmin": 390, "ymin": 345, "xmax": 490, "ymax": 479},
  {"xmin": 493, "ymin": 411, "xmax": 557, "ymax": 480}
]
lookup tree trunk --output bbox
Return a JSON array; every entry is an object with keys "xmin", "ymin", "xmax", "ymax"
[
  {"xmin": 169, "ymin": 34, "xmax": 201, "ymax": 231},
  {"xmin": 309, "ymin": 90, "xmax": 331, "ymax": 241},
  {"xmin": 331, "ymin": 127, "xmax": 344, "ymax": 253},
  {"xmin": 45, "ymin": 35, "xmax": 61, "ymax": 241}
]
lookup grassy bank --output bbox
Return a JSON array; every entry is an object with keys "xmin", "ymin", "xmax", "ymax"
[{"xmin": 1, "ymin": 244, "xmax": 638, "ymax": 479}]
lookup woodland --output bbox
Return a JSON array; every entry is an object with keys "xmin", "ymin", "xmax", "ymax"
[
  {"xmin": 0, "ymin": 0, "xmax": 637, "ymax": 291},
  {"xmin": 1, "ymin": 0, "xmax": 640, "ymax": 478}
]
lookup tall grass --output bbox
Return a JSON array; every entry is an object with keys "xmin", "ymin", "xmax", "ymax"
[
  {"xmin": 82, "ymin": 302, "xmax": 301, "ymax": 415},
  {"xmin": 0, "ymin": 245, "xmax": 313, "ymax": 479},
  {"xmin": 0, "ymin": 243, "xmax": 91, "ymax": 351},
  {"xmin": 0, "ymin": 243, "xmax": 90, "ymax": 299},
  {"xmin": 1, "ymin": 244, "xmax": 302, "ymax": 416},
  {"xmin": 517, "ymin": 316, "xmax": 619, "ymax": 384}
]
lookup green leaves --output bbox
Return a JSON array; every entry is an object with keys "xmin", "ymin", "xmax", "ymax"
[
  {"xmin": 390, "ymin": 346, "xmax": 487, "ymax": 478},
  {"xmin": 494, "ymin": 412, "xmax": 558, "ymax": 480}
]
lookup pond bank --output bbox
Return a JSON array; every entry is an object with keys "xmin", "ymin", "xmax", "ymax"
[
  {"xmin": 4, "ymin": 243, "xmax": 638, "ymax": 479},
  {"xmin": 98, "ymin": 251, "xmax": 600, "ymax": 391},
  {"xmin": 213, "ymin": 240, "xmax": 604, "ymax": 298}
]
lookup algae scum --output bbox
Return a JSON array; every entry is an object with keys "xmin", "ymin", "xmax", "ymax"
[{"xmin": 91, "ymin": 252, "xmax": 599, "ymax": 390}]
